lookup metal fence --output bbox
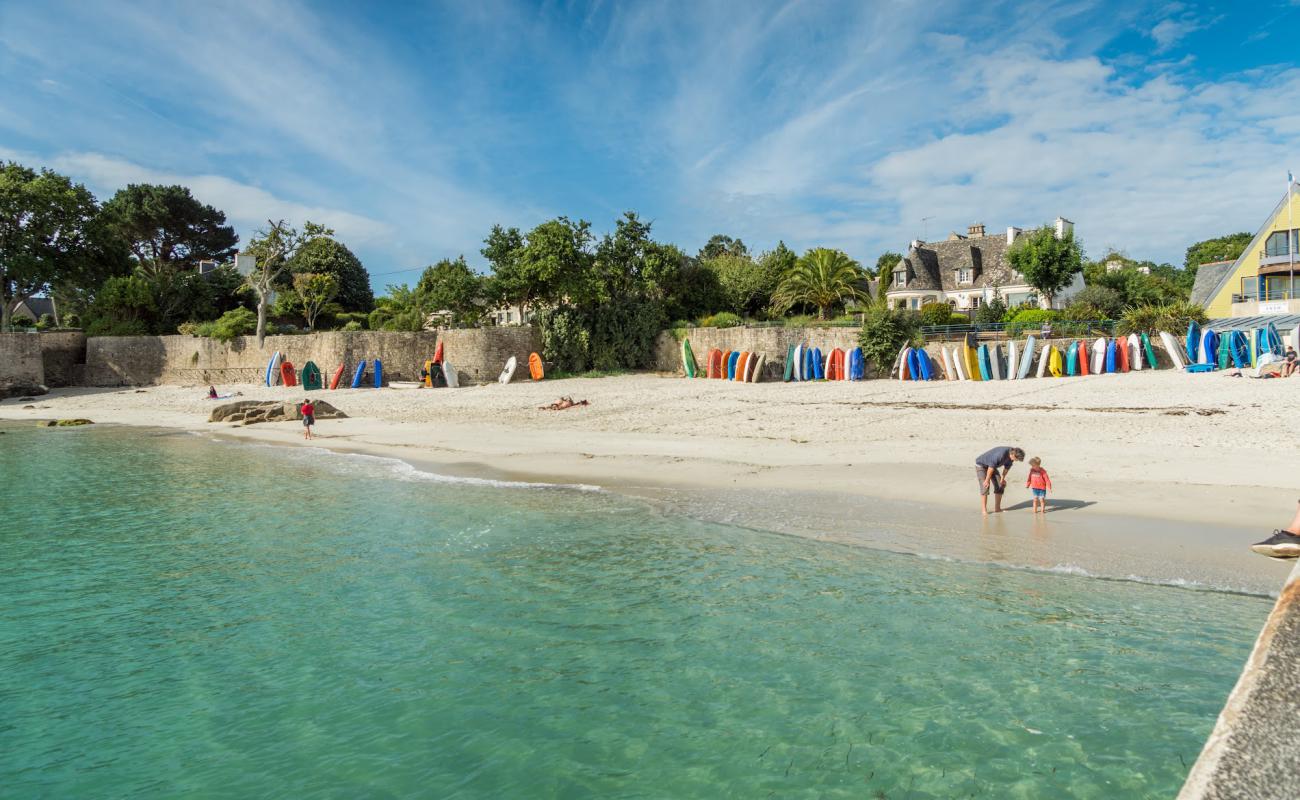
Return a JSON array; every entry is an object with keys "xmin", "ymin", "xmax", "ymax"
[{"xmin": 920, "ymin": 320, "xmax": 1117, "ymax": 341}]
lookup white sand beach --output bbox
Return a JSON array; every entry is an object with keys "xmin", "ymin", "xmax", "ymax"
[{"xmin": 4, "ymin": 370, "xmax": 1295, "ymax": 594}]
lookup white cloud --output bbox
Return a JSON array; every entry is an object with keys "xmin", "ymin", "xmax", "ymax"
[{"xmin": 1151, "ymin": 18, "xmax": 1199, "ymax": 51}]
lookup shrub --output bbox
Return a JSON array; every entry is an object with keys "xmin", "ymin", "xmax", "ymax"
[
  {"xmin": 1069, "ymin": 285, "xmax": 1124, "ymax": 319},
  {"xmin": 698, "ymin": 311, "xmax": 743, "ymax": 328},
  {"xmin": 973, "ymin": 294, "xmax": 1007, "ymax": 324},
  {"xmin": 783, "ymin": 314, "xmax": 814, "ymax": 328},
  {"xmin": 333, "ymin": 311, "xmax": 368, "ymax": 330},
  {"xmin": 1004, "ymin": 308, "xmax": 1057, "ymax": 337},
  {"xmin": 919, "ymin": 302, "xmax": 955, "ymax": 326},
  {"xmin": 36, "ymin": 313, "xmax": 55, "ymax": 330},
  {"xmin": 380, "ymin": 310, "xmax": 425, "ymax": 331},
  {"xmin": 192, "ymin": 308, "xmax": 257, "ymax": 342},
  {"xmin": 177, "ymin": 321, "xmax": 200, "ymax": 336},
  {"xmin": 11, "ymin": 316, "xmax": 34, "ymax": 328},
  {"xmin": 537, "ymin": 306, "xmax": 590, "ymax": 373},
  {"xmin": 857, "ymin": 307, "xmax": 920, "ymax": 375},
  {"xmin": 84, "ymin": 318, "xmax": 149, "ymax": 336},
  {"xmin": 588, "ymin": 300, "xmax": 665, "ymax": 371},
  {"xmin": 1116, "ymin": 301, "xmax": 1206, "ymax": 335},
  {"xmin": 341, "ymin": 320, "xmax": 363, "ymax": 331},
  {"xmin": 63, "ymin": 313, "xmax": 80, "ymax": 329}
]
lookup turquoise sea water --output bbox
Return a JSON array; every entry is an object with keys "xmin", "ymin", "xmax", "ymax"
[{"xmin": 0, "ymin": 424, "xmax": 1271, "ymax": 798}]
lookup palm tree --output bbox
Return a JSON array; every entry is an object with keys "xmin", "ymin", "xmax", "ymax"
[{"xmin": 770, "ymin": 248, "xmax": 866, "ymax": 319}]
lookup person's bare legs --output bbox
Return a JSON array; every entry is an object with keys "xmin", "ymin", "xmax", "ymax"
[{"xmin": 981, "ymin": 493, "xmax": 989, "ymax": 516}]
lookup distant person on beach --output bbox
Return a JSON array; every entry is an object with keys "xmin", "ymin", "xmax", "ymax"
[
  {"xmin": 208, "ymin": 385, "xmax": 218, "ymax": 399},
  {"xmin": 1251, "ymin": 501, "xmax": 1300, "ymax": 559},
  {"xmin": 1282, "ymin": 346, "xmax": 1297, "ymax": 377},
  {"xmin": 1025, "ymin": 457, "xmax": 1052, "ymax": 514},
  {"xmin": 300, "ymin": 397, "xmax": 315, "ymax": 440},
  {"xmin": 976, "ymin": 446, "xmax": 1024, "ymax": 515}
]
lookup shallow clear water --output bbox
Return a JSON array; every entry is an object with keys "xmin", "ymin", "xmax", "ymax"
[{"xmin": 0, "ymin": 424, "xmax": 1270, "ymax": 798}]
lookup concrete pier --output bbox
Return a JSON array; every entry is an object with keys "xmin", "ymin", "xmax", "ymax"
[{"xmin": 1179, "ymin": 560, "xmax": 1300, "ymax": 799}]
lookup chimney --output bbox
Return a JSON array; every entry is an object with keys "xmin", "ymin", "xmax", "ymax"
[
  {"xmin": 1006, "ymin": 227, "xmax": 1021, "ymax": 246},
  {"xmin": 910, "ymin": 239, "xmax": 923, "ymax": 250},
  {"xmin": 1054, "ymin": 217, "xmax": 1074, "ymax": 240},
  {"xmin": 967, "ymin": 223, "xmax": 985, "ymax": 238}
]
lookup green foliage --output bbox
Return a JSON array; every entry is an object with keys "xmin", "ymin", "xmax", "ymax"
[
  {"xmin": 771, "ymin": 248, "xmax": 866, "ymax": 319},
  {"xmin": 1008, "ymin": 226, "xmax": 1083, "ymax": 303},
  {"xmin": 243, "ymin": 219, "xmax": 333, "ymax": 344},
  {"xmin": 857, "ymin": 307, "xmax": 920, "ymax": 375},
  {"xmin": 331, "ymin": 311, "xmax": 369, "ymax": 330},
  {"xmin": 587, "ymin": 299, "xmax": 665, "ymax": 371},
  {"xmin": 11, "ymin": 315, "xmax": 34, "ymax": 329},
  {"xmin": 697, "ymin": 234, "xmax": 748, "ymax": 261},
  {"xmin": 698, "ymin": 311, "xmax": 743, "ymax": 328},
  {"xmin": 84, "ymin": 318, "xmax": 149, "ymax": 336},
  {"xmin": 293, "ymin": 272, "xmax": 339, "ymax": 331},
  {"xmin": 873, "ymin": 251, "xmax": 903, "ymax": 278},
  {"xmin": 341, "ymin": 320, "xmax": 363, "ymax": 331},
  {"xmin": 1004, "ymin": 308, "xmax": 1058, "ymax": 337},
  {"xmin": 701, "ymin": 254, "xmax": 780, "ymax": 317},
  {"xmin": 415, "ymin": 256, "xmax": 482, "ymax": 324},
  {"xmin": 919, "ymin": 302, "xmax": 956, "ymax": 326},
  {"xmin": 380, "ymin": 309, "xmax": 425, "ymax": 332},
  {"xmin": 1114, "ymin": 302, "xmax": 1208, "ymax": 336},
  {"xmin": 973, "ymin": 292, "xmax": 1007, "ymax": 324},
  {"xmin": 192, "ymin": 308, "xmax": 257, "ymax": 342},
  {"xmin": 287, "ymin": 237, "xmax": 373, "ymax": 312},
  {"xmin": 86, "ymin": 274, "xmax": 155, "ymax": 333},
  {"xmin": 100, "ymin": 184, "xmax": 237, "ymax": 278},
  {"xmin": 1069, "ymin": 284, "xmax": 1124, "ymax": 319},
  {"xmin": 36, "ymin": 313, "xmax": 55, "ymax": 330},
  {"xmin": 1083, "ymin": 254, "xmax": 1188, "ymax": 306},
  {"xmin": 536, "ymin": 306, "xmax": 590, "ymax": 373},
  {"xmin": 0, "ymin": 162, "xmax": 106, "ymax": 331},
  {"xmin": 1184, "ymin": 232, "xmax": 1251, "ymax": 271}
]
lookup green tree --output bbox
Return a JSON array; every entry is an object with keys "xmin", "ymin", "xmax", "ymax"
[
  {"xmin": 100, "ymin": 184, "xmax": 237, "ymax": 278},
  {"xmin": 919, "ymin": 302, "xmax": 955, "ymax": 326},
  {"xmin": 770, "ymin": 247, "xmax": 866, "ymax": 319},
  {"xmin": 1184, "ymin": 232, "xmax": 1251, "ymax": 270},
  {"xmin": 243, "ymin": 219, "xmax": 332, "ymax": 345},
  {"xmin": 873, "ymin": 251, "xmax": 903, "ymax": 278},
  {"xmin": 1007, "ymin": 226, "xmax": 1083, "ymax": 307},
  {"xmin": 593, "ymin": 212, "xmax": 681, "ymax": 305},
  {"xmin": 697, "ymin": 234, "xmax": 748, "ymax": 261},
  {"xmin": 857, "ymin": 306, "xmax": 920, "ymax": 375},
  {"xmin": 85, "ymin": 274, "xmax": 156, "ymax": 336},
  {"xmin": 415, "ymin": 256, "xmax": 483, "ymax": 324},
  {"xmin": 287, "ymin": 236, "xmax": 373, "ymax": 312},
  {"xmin": 1066, "ymin": 284, "xmax": 1124, "ymax": 319},
  {"xmin": 514, "ymin": 216, "xmax": 595, "ymax": 308},
  {"xmin": 0, "ymin": 163, "xmax": 102, "ymax": 331},
  {"xmin": 293, "ymin": 272, "xmax": 339, "ymax": 331}
]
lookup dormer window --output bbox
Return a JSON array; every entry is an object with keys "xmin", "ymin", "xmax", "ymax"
[
  {"xmin": 957, "ymin": 268, "xmax": 973, "ymax": 285},
  {"xmin": 893, "ymin": 271, "xmax": 907, "ymax": 287}
]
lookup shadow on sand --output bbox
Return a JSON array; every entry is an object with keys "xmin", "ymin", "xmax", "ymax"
[{"xmin": 1002, "ymin": 498, "xmax": 1096, "ymax": 513}]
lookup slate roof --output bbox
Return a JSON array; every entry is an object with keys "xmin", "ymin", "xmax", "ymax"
[
  {"xmin": 1204, "ymin": 313, "xmax": 1300, "ymax": 332},
  {"xmin": 14, "ymin": 297, "xmax": 54, "ymax": 320},
  {"xmin": 890, "ymin": 233, "xmax": 1022, "ymax": 293},
  {"xmin": 1189, "ymin": 260, "xmax": 1236, "ymax": 307}
]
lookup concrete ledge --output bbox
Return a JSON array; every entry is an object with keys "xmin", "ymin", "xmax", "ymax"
[{"xmin": 1179, "ymin": 560, "xmax": 1300, "ymax": 799}]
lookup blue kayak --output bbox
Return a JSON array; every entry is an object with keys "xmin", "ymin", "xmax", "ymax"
[
  {"xmin": 1185, "ymin": 320, "xmax": 1201, "ymax": 363},
  {"xmin": 1065, "ymin": 341, "xmax": 1078, "ymax": 376},
  {"xmin": 977, "ymin": 345, "xmax": 991, "ymax": 381},
  {"xmin": 812, "ymin": 348, "xmax": 825, "ymax": 380},
  {"xmin": 350, "ymin": 360, "xmax": 367, "ymax": 388},
  {"xmin": 727, "ymin": 351, "xmax": 740, "ymax": 379},
  {"xmin": 1105, "ymin": 340, "xmax": 1117, "ymax": 373},
  {"xmin": 373, "ymin": 358, "xmax": 384, "ymax": 388}
]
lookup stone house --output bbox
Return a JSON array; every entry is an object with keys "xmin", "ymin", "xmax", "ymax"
[{"xmin": 885, "ymin": 218, "xmax": 1085, "ymax": 312}]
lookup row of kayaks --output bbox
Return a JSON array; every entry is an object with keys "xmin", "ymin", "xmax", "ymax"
[
  {"xmin": 1184, "ymin": 320, "xmax": 1295, "ymax": 372},
  {"xmin": 783, "ymin": 344, "xmax": 867, "ymax": 381},
  {"xmin": 899, "ymin": 331, "xmax": 1190, "ymax": 381},
  {"xmin": 703, "ymin": 347, "xmax": 767, "ymax": 381},
  {"xmin": 267, "ymin": 351, "xmax": 385, "ymax": 389}
]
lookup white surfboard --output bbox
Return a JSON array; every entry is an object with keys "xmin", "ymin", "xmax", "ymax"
[
  {"xmin": 792, "ymin": 343, "xmax": 804, "ymax": 381},
  {"xmin": 955, "ymin": 347, "xmax": 969, "ymax": 380},
  {"xmin": 1007, "ymin": 340, "xmax": 1019, "ymax": 380},
  {"xmin": 498, "ymin": 356, "xmax": 517, "ymax": 384},
  {"xmin": 1158, "ymin": 331, "xmax": 1186, "ymax": 371},
  {"xmin": 1017, "ymin": 337, "xmax": 1037, "ymax": 380},
  {"xmin": 443, "ymin": 358, "xmax": 460, "ymax": 388},
  {"xmin": 940, "ymin": 347, "xmax": 955, "ymax": 381},
  {"xmin": 1036, "ymin": 343, "xmax": 1050, "ymax": 378},
  {"xmin": 895, "ymin": 344, "xmax": 910, "ymax": 380},
  {"xmin": 266, "ymin": 351, "xmax": 282, "ymax": 387},
  {"xmin": 749, "ymin": 353, "xmax": 764, "ymax": 383},
  {"xmin": 1290, "ymin": 324, "xmax": 1300, "ymax": 352},
  {"xmin": 1127, "ymin": 333, "xmax": 1142, "ymax": 370},
  {"xmin": 1090, "ymin": 337, "xmax": 1106, "ymax": 374}
]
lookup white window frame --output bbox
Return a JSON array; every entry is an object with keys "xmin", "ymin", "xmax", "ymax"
[
  {"xmin": 893, "ymin": 271, "xmax": 906, "ymax": 287},
  {"xmin": 958, "ymin": 268, "xmax": 973, "ymax": 285}
]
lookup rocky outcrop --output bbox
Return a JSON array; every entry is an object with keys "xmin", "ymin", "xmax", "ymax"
[
  {"xmin": 208, "ymin": 400, "xmax": 348, "ymax": 425},
  {"xmin": 39, "ymin": 419, "xmax": 93, "ymax": 427},
  {"xmin": 0, "ymin": 380, "xmax": 48, "ymax": 401}
]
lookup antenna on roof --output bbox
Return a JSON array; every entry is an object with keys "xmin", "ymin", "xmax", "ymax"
[{"xmin": 921, "ymin": 216, "xmax": 934, "ymax": 242}]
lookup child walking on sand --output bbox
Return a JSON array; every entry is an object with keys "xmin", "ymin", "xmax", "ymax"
[
  {"xmin": 300, "ymin": 397, "xmax": 315, "ymax": 440},
  {"xmin": 1025, "ymin": 457, "xmax": 1052, "ymax": 513}
]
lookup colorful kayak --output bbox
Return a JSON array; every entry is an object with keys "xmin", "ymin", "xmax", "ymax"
[
  {"xmin": 1017, "ymin": 337, "xmax": 1037, "ymax": 380},
  {"xmin": 301, "ymin": 360, "xmax": 323, "ymax": 391},
  {"xmin": 1047, "ymin": 346, "xmax": 1063, "ymax": 377},
  {"xmin": 373, "ymin": 358, "xmax": 383, "ymax": 388},
  {"xmin": 1077, "ymin": 341, "xmax": 1089, "ymax": 376},
  {"xmin": 783, "ymin": 344, "xmax": 796, "ymax": 382},
  {"xmin": 265, "ymin": 351, "xmax": 282, "ymax": 387},
  {"xmin": 1141, "ymin": 333, "xmax": 1158, "ymax": 370},
  {"xmin": 351, "ymin": 360, "xmax": 367, "ymax": 388},
  {"xmin": 977, "ymin": 344, "xmax": 992, "ymax": 381},
  {"xmin": 1065, "ymin": 341, "xmax": 1078, "ymax": 376},
  {"xmin": 1186, "ymin": 320, "xmax": 1201, "ymax": 363},
  {"xmin": 681, "ymin": 339, "xmax": 697, "ymax": 378}
]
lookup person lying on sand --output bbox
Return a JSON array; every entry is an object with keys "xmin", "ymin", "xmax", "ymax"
[{"xmin": 539, "ymin": 396, "xmax": 589, "ymax": 411}]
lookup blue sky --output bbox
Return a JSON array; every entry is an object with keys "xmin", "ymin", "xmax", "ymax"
[{"xmin": 2, "ymin": 0, "xmax": 1299, "ymax": 290}]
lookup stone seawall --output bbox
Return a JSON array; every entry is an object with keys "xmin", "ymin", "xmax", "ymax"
[
  {"xmin": 0, "ymin": 333, "xmax": 44, "ymax": 385},
  {"xmin": 39, "ymin": 332, "xmax": 87, "ymax": 387},
  {"xmin": 80, "ymin": 328, "xmax": 542, "ymax": 387}
]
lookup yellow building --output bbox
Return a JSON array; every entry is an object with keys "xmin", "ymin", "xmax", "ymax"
[{"xmin": 1193, "ymin": 182, "xmax": 1300, "ymax": 318}]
